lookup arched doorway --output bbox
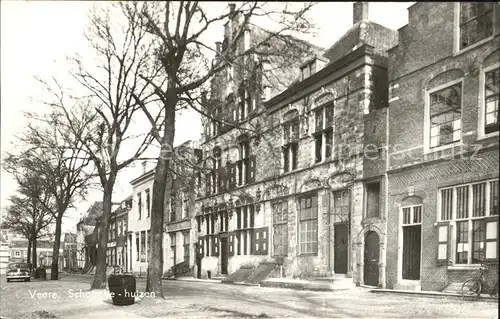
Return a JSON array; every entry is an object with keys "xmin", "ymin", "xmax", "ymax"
[{"xmin": 364, "ymin": 231, "xmax": 379, "ymax": 286}]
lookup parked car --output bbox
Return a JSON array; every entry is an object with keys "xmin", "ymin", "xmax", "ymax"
[{"xmin": 6, "ymin": 262, "xmax": 31, "ymax": 282}]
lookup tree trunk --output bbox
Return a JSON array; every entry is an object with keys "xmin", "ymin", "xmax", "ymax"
[
  {"xmin": 27, "ymin": 239, "xmax": 32, "ymax": 266},
  {"xmin": 146, "ymin": 83, "xmax": 177, "ymax": 297},
  {"xmin": 91, "ymin": 176, "xmax": 115, "ymax": 289},
  {"xmin": 51, "ymin": 215, "xmax": 63, "ymax": 280},
  {"xmin": 32, "ymin": 238, "xmax": 37, "ymax": 270}
]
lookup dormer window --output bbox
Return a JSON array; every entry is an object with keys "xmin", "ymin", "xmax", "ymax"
[{"xmin": 301, "ymin": 59, "xmax": 317, "ymax": 81}]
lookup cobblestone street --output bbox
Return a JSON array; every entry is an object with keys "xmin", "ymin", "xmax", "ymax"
[{"xmin": 0, "ymin": 274, "xmax": 497, "ymax": 319}]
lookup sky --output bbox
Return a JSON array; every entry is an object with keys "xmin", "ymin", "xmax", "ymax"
[{"xmin": 0, "ymin": 1, "xmax": 413, "ymax": 234}]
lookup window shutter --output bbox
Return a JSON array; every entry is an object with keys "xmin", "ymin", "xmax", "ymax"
[
  {"xmin": 228, "ymin": 233, "xmax": 234, "ymax": 257},
  {"xmin": 437, "ymin": 222, "xmax": 450, "ymax": 266},
  {"xmin": 198, "ymin": 237, "xmax": 205, "ymax": 257},
  {"xmin": 213, "ymin": 235, "xmax": 219, "ymax": 257},
  {"xmin": 252, "ymin": 229, "xmax": 259, "ymax": 255},
  {"xmin": 248, "ymin": 155, "xmax": 256, "ymax": 183},
  {"xmin": 262, "ymin": 228, "xmax": 268, "ymax": 255},
  {"xmin": 485, "ymin": 219, "xmax": 498, "ymax": 261}
]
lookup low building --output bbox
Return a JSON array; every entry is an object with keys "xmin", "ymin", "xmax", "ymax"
[
  {"xmin": 0, "ymin": 226, "xmax": 12, "ymax": 274},
  {"xmin": 9, "ymin": 239, "xmax": 64, "ymax": 270}
]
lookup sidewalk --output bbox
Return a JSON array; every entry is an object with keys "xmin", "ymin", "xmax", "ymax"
[{"xmin": 370, "ymin": 288, "xmax": 498, "ymax": 302}]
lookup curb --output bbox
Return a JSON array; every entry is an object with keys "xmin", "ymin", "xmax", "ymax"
[{"xmin": 370, "ymin": 288, "xmax": 498, "ymax": 302}]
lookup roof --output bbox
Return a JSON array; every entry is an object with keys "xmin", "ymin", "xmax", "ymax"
[
  {"xmin": 10, "ymin": 240, "xmax": 55, "ymax": 249},
  {"xmin": 77, "ymin": 201, "xmax": 103, "ymax": 226},
  {"xmin": 322, "ymin": 21, "xmax": 398, "ymax": 63}
]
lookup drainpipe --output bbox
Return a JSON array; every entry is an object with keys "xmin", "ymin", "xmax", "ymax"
[
  {"xmin": 382, "ymin": 98, "xmax": 390, "ymax": 289},
  {"xmin": 327, "ymin": 190, "xmax": 332, "ymax": 276}
]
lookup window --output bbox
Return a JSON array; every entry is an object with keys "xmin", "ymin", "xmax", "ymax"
[
  {"xmin": 459, "ymin": 3, "xmax": 494, "ymax": 50},
  {"xmin": 170, "ymin": 192, "xmax": 176, "ymax": 222},
  {"xmin": 147, "ymin": 231, "xmax": 151, "ymax": 262},
  {"xmin": 272, "ymin": 200, "xmax": 288, "ymax": 256},
  {"xmin": 15, "ymin": 250, "xmax": 20, "ymax": 257},
  {"xmin": 333, "ymin": 190, "xmax": 350, "ymax": 223},
  {"xmin": 301, "ymin": 59, "xmax": 316, "ymax": 81},
  {"xmin": 237, "ymin": 139, "xmax": 256, "ymax": 186},
  {"xmin": 183, "ymin": 232, "xmax": 190, "ymax": 263},
  {"xmin": 140, "ymin": 231, "xmax": 146, "ymax": 262},
  {"xmin": 438, "ymin": 179, "xmax": 498, "ymax": 265},
  {"xmin": 283, "ymin": 118, "xmax": 299, "ymax": 172},
  {"xmin": 298, "ymin": 194, "xmax": 318, "ymax": 255},
  {"xmin": 428, "ymin": 82, "xmax": 462, "ymax": 149},
  {"xmin": 365, "ymin": 182, "xmax": 380, "ymax": 218},
  {"xmin": 237, "ymin": 82, "xmax": 253, "ymax": 121},
  {"xmin": 137, "ymin": 193, "xmax": 142, "ymax": 220},
  {"xmin": 483, "ymin": 67, "xmax": 499, "ymax": 134},
  {"xmin": 204, "ymin": 212, "xmax": 218, "ymax": 257},
  {"xmin": 235, "ymin": 204, "xmax": 255, "ymax": 255},
  {"xmin": 135, "ymin": 233, "xmax": 139, "ymax": 261},
  {"xmin": 145, "ymin": 189, "xmax": 151, "ymax": 217},
  {"xmin": 182, "ymin": 196, "xmax": 189, "ymax": 219},
  {"xmin": 213, "ymin": 148, "xmax": 222, "ymax": 194},
  {"xmin": 170, "ymin": 233, "xmax": 176, "ymax": 266},
  {"xmin": 313, "ymin": 103, "xmax": 334, "ymax": 163}
]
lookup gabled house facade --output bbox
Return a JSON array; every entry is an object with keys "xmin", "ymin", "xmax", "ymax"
[
  {"xmin": 194, "ymin": 2, "xmax": 398, "ymax": 287},
  {"xmin": 386, "ymin": 2, "xmax": 499, "ymax": 292}
]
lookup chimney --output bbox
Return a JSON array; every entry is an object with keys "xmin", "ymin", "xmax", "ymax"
[
  {"xmin": 215, "ymin": 41, "xmax": 221, "ymax": 53},
  {"xmin": 353, "ymin": 2, "xmax": 369, "ymax": 25},
  {"xmin": 142, "ymin": 161, "xmax": 147, "ymax": 174},
  {"xmin": 228, "ymin": 3, "xmax": 235, "ymax": 14}
]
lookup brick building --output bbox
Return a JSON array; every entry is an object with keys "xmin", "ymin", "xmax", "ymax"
[
  {"xmin": 386, "ymin": 2, "xmax": 499, "ymax": 291},
  {"xmin": 127, "ymin": 162, "xmax": 155, "ymax": 275},
  {"xmin": 106, "ymin": 198, "xmax": 131, "ymax": 271},
  {"xmin": 194, "ymin": 3, "xmax": 399, "ymax": 287},
  {"xmin": 127, "ymin": 141, "xmax": 200, "ymax": 276},
  {"xmin": 164, "ymin": 140, "xmax": 201, "ymax": 275}
]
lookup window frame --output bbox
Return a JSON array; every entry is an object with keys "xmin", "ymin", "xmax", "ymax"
[
  {"xmin": 424, "ymin": 78, "xmax": 464, "ymax": 154},
  {"xmin": 312, "ymin": 102, "xmax": 334, "ymax": 163},
  {"xmin": 137, "ymin": 192, "xmax": 142, "ymax": 220},
  {"xmin": 365, "ymin": 181, "xmax": 381, "ymax": 219},
  {"xmin": 297, "ymin": 193, "xmax": 319, "ymax": 256},
  {"xmin": 478, "ymin": 63, "xmax": 500, "ymax": 139},
  {"xmin": 272, "ymin": 200, "xmax": 289, "ymax": 257},
  {"xmin": 454, "ymin": 2, "xmax": 496, "ymax": 55},
  {"xmin": 437, "ymin": 179, "xmax": 499, "ymax": 266},
  {"xmin": 145, "ymin": 188, "xmax": 151, "ymax": 218},
  {"xmin": 282, "ymin": 117, "xmax": 299, "ymax": 173}
]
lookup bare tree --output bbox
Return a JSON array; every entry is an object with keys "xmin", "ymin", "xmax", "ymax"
[
  {"xmin": 121, "ymin": 1, "xmax": 317, "ymax": 296},
  {"xmin": 35, "ymin": 4, "xmax": 165, "ymax": 289},
  {"xmin": 5, "ymin": 117, "xmax": 93, "ymax": 280},
  {"xmin": 2, "ymin": 190, "xmax": 53, "ymax": 270}
]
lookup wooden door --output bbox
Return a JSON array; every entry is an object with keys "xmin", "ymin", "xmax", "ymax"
[
  {"xmin": 220, "ymin": 237, "xmax": 228, "ymax": 275},
  {"xmin": 402, "ymin": 225, "xmax": 421, "ymax": 280},
  {"xmin": 334, "ymin": 223, "xmax": 348, "ymax": 274},
  {"xmin": 364, "ymin": 231, "xmax": 379, "ymax": 286}
]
